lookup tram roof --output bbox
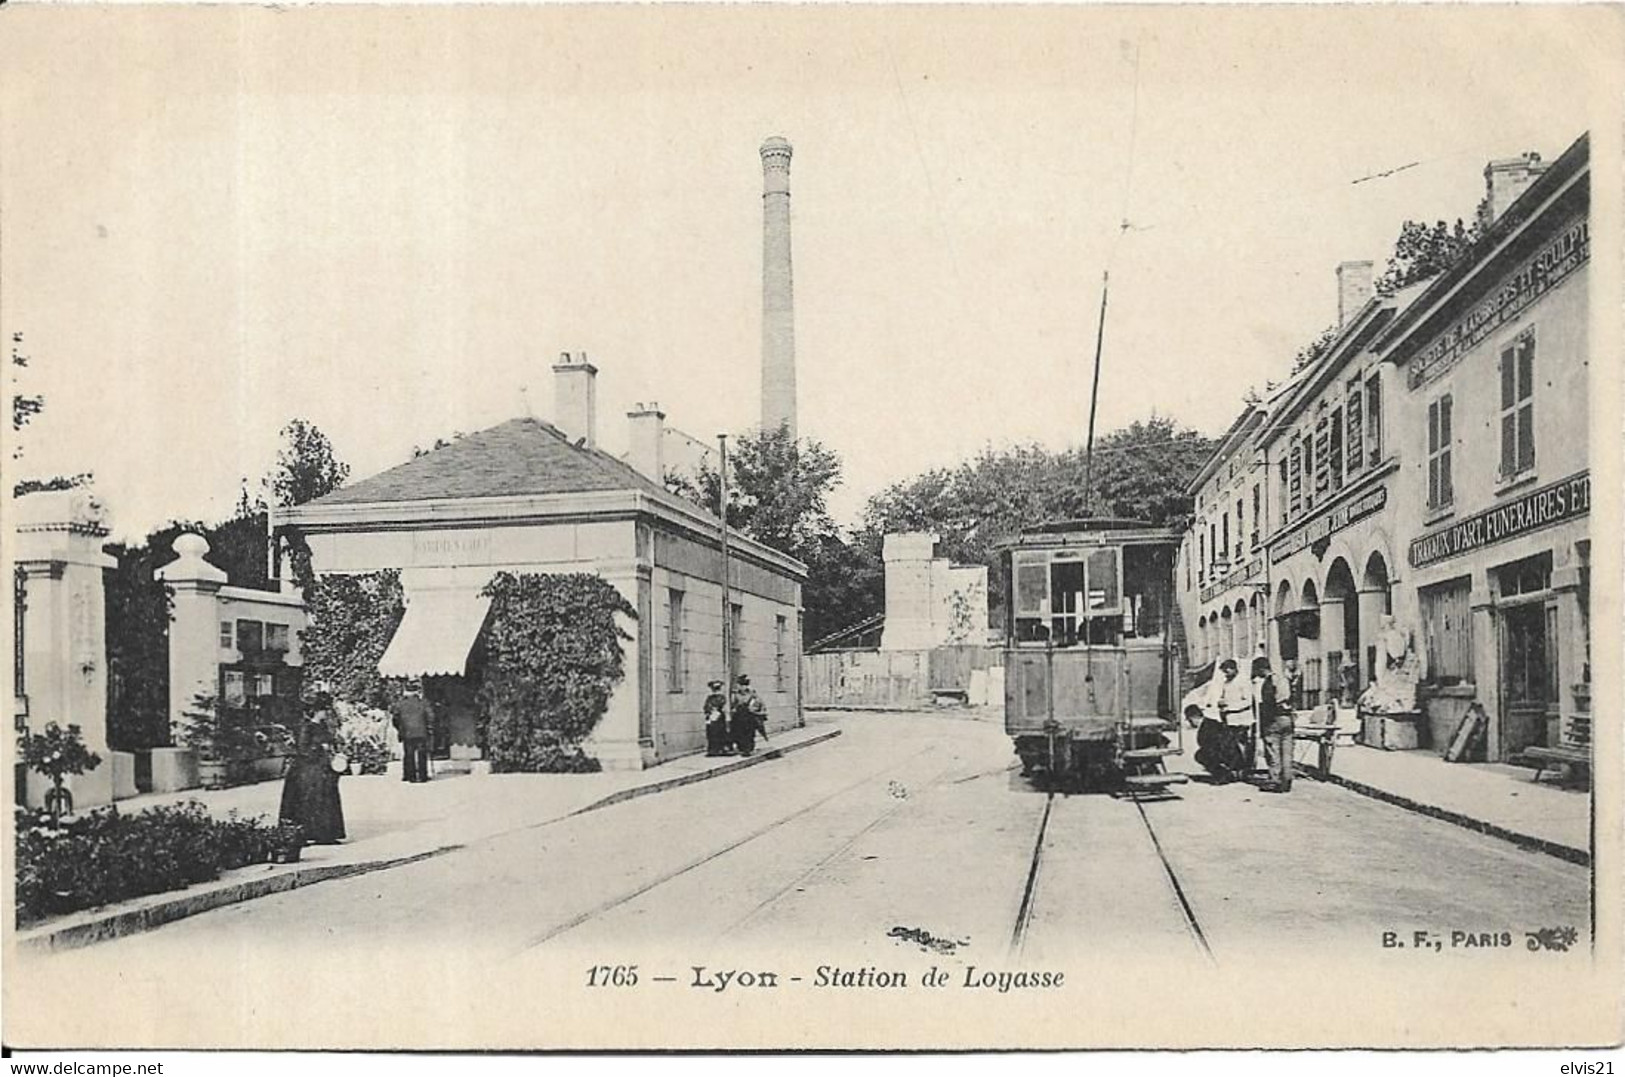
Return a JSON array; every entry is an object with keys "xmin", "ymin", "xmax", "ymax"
[{"xmin": 996, "ymin": 517, "xmax": 1184, "ymax": 550}]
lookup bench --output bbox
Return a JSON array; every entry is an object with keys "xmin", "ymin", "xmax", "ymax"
[
  {"xmin": 1525, "ymin": 713, "xmax": 1591, "ymax": 785},
  {"xmin": 1292, "ymin": 723, "xmax": 1339, "ymax": 777}
]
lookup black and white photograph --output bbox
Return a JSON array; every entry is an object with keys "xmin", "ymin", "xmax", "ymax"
[{"xmin": 2, "ymin": 2, "xmax": 1621, "ymax": 1056}]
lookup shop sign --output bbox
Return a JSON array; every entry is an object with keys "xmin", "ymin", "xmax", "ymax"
[
  {"xmin": 411, "ymin": 531, "xmax": 495, "ymax": 565},
  {"xmin": 1200, "ymin": 556, "xmax": 1263, "ymax": 604},
  {"xmin": 1270, "ymin": 485, "xmax": 1388, "ymax": 565},
  {"xmin": 1409, "ymin": 471, "xmax": 1590, "ymax": 569},
  {"xmin": 1407, "ymin": 217, "xmax": 1589, "ymax": 391}
]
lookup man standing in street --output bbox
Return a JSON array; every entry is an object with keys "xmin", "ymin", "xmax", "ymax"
[
  {"xmin": 1253, "ymin": 655, "xmax": 1293, "ymax": 792},
  {"xmin": 391, "ymin": 679, "xmax": 433, "ymax": 784}
]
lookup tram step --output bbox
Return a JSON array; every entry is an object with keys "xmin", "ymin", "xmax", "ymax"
[
  {"xmin": 1121, "ymin": 748, "xmax": 1183, "ymax": 759},
  {"xmin": 1122, "ymin": 772, "xmax": 1189, "ymax": 787}
]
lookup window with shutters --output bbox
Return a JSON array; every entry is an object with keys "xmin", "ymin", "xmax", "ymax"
[
  {"xmin": 1499, "ymin": 331, "xmax": 1536, "ymax": 479},
  {"xmin": 1302, "ymin": 433, "xmax": 1316, "ymax": 512},
  {"xmin": 666, "ymin": 589, "xmax": 686, "ymax": 692},
  {"xmin": 1328, "ymin": 407, "xmax": 1345, "ymax": 492},
  {"xmin": 1278, "ymin": 458, "xmax": 1289, "ymax": 526},
  {"xmin": 1365, "ymin": 372, "xmax": 1383, "ymax": 466},
  {"xmin": 1345, "ymin": 380, "xmax": 1364, "ymax": 477},
  {"xmin": 1427, "ymin": 394, "xmax": 1454, "ymax": 510},
  {"xmin": 775, "ymin": 615, "xmax": 788, "ymax": 692},
  {"xmin": 1288, "ymin": 442, "xmax": 1303, "ymax": 520},
  {"xmin": 1250, "ymin": 484, "xmax": 1261, "ymax": 549}
]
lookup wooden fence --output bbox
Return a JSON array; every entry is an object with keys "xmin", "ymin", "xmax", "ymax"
[{"xmin": 803, "ymin": 646, "xmax": 999, "ymax": 709}]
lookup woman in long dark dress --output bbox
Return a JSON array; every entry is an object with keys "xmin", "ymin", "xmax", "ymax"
[{"xmin": 278, "ymin": 692, "xmax": 347, "ymax": 844}]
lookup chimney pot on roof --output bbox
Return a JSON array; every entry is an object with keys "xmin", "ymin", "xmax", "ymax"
[
  {"xmin": 627, "ymin": 403, "xmax": 666, "ymax": 482},
  {"xmin": 552, "ymin": 351, "xmax": 599, "ymax": 448},
  {"xmin": 1336, "ymin": 260, "xmax": 1374, "ymax": 328},
  {"xmin": 1480, "ymin": 152, "xmax": 1549, "ymax": 229}
]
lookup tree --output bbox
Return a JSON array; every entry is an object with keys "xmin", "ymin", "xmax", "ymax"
[
  {"xmin": 861, "ymin": 417, "xmax": 1214, "ymax": 626},
  {"xmin": 1376, "ymin": 217, "xmax": 1482, "ymax": 295},
  {"xmin": 10, "ymin": 333, "xmax": 91, "ymax": 498},
  {"xmin": 267, "ymin": 419, "xmax": 349, "ymax": 508},
  {"xmin": 666, "ymin": 426, "xmax": 883, "ymax": 643},
  {"xmin": 1290, "ymin": 325, "xmax": 1337, "ymax": 374}
]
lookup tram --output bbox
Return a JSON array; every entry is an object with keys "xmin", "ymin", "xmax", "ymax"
[{"xmin": 999, "ymin": 517, "xmax": 1188, "ymax": 795}]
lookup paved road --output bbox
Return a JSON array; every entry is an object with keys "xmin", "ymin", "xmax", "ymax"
[{"xmin": 10, "ymin": 712, "xmax": 1590, "ymax": 1048}]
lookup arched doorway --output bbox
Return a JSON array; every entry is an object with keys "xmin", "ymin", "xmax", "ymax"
[
  {"xmin": 1234, "ymin": 598, "xmax": 1250, "ymax": 662},
  {"xmin": 1196, "ymin": 614, "xmax": 1208, "ymax": 666},
  {"xmin": 1300, "ymin": 579, "xmax": 1322, "ymax": 707},
  {"xmin": 1325, "ymin": 558, "xmax": 1358, "ymax": 703},
  {"xmin": 1220, "ymin": 606, "xmax": 1234, "ymax": 663},
  {"xmin": 1360, "ymin": 551, "xmax": 1394, "ymax": 687}
]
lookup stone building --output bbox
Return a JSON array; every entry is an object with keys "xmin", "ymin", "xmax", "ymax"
[
  {"xmin": 1254, "ymin": 265, "xmax": 1424, "ymax": 713},
  {"xmin": 879, "ymin": 532, "xmax": 988, "ymax": 652},
  {"xmin": 274, "ymin": 353, "xmax": 806, "ymax": 770},
  {"xmin": 1373, "ymin": 135, "xmax": 1591, "ymax": 761},
  {"xmin": 1176, "ymin": 399, "xmax": 1271, "ymax": 677}
]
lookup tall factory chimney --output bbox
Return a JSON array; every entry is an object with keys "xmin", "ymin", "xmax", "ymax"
[{"xmin": 760, "ymin": 136, "xmax": 797, "ymax": 438}]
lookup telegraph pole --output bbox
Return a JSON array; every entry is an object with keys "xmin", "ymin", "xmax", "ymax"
[
  {"xmin": 1083, "ymin": 269, "xmax": 1110, "ymax": 514},
  {"xmin": 718, "ymin": 434, "xmax": 733, "ymax": 697}
]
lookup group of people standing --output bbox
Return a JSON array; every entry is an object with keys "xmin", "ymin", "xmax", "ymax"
[
  {"xmin": 1193, "ymin": 650, "xmax": 1295, "ymax": 792},
  {"xmin": 704, "ymin": 673, "xmax": 769, "ymax": 758}
]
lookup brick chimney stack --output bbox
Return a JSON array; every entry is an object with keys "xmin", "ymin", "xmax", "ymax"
[
  {"xmin": 1337, "ymin": 260, "xmax": 1375, "ymax": 328},
  {"xmin": 760, "ymin": 136, "xmax": 797, "ymax": 438},
  {"xmin": 627, "ymin": 402, "xmax": 666, "ymax": 483},
  {"xmin": 1479, "ymin": 152, "xmax": 1549, "ymax": 229},
  {"xmin": 552, "ymin": 351, "xmax": 598, "ymax": 448}
]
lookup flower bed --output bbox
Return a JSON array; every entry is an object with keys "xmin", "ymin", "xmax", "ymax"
[{"xmin": 14, "ymin": 802, "xmax": 302, "ymax": 927}]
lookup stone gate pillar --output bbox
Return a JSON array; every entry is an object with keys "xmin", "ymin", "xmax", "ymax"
[
  {"xmin": 14, "ymin": 490, "xmax": 116, "ymax": 811},
  {"xmin": 881, "ymin": 533, "xmax": 939, "ymax": 651},
  {"xmin": 158, "ymin": 533, "xmax": 228, "ymax": 749}
]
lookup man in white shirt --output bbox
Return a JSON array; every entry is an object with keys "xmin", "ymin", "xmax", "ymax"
[{"xmin": 1195, "ymin": 658, "xmax": 1253, "ymax": 782}]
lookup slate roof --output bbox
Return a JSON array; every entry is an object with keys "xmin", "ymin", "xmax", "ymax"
[{"xmin": 312, "ymin": 417, "xmax": 673, "ymax": 507}]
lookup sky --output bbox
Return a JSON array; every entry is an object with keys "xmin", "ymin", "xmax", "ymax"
[{"xmin": 2, "ymin": 5, "xmax": 1618, "ymax": 541}]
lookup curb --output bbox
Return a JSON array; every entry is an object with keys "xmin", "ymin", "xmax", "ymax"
[
  {"xmin": 572, "ymin": 728, "xmax": 844, "ymax": 815},
  {"xmin": 1320, "ymin": 771, "xmax": 1590, "ymax": 866},
  {"xmin": 16, "ymin": 845, "xmax": 462, "ymax": 955},
  {"xmin": 17, "ymin": 726, "xmax": 846, "ymax": 954}
]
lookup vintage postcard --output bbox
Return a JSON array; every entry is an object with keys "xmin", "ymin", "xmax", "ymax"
[{"xmin": 2, "ymin": 2, "xmax": 1621, "ymax": 1055}]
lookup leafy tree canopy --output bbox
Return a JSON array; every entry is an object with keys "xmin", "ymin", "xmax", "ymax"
[
  {"xmin": 11, "ymin": 333, "xmax": 92, "ymax": 498},
  {"xmin": 860, "ymin": 416, "xmax": 1214, "ymax": 626},
  {"xmin": 666, "ymin": 426, "xmax": 877, "ymax": 643},
  {"xmin": 268, "ymin": 419, "xmax": 350, "ymax": 508}
]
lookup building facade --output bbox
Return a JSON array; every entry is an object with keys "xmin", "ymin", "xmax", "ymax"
[
  {"xmin": 1176, "ymin": 401, "xmax": 1270, "ymax": 677},
  {"xmin": 1374, "ymin": 137, "xmax": 1590, "ymax": 761},
  {"xmin": 1254, "ymin": 264, "xmax": 1417, "ymax": 712},
  {"xmin": 1178, "ymin": 132, "xmax": 1591, "ymax": 768},
  {"xmin": 276, "ymin": 354, "xmax": 806, "ymax": 771}
]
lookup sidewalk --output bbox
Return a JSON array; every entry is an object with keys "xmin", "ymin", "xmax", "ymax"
[
  {"xmin": 1316, "ymin": 742, "xmax": 1591, "ymax": 864},
  {"xmin": 16, "ymin": 721, "xmax": 842, "ymax": 953}
]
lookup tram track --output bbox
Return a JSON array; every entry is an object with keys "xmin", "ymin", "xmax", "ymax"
[
  {"xmin": 507, "ymin": 744, "xmax": 947, "ymax": 957},
  {"xmin": 1133, "ymin": 797, "xmax": 1216, "ymax": 964},
  {"xmin": 1008, "ymin": 786, "xmax": 1216, "ymax": 965}
]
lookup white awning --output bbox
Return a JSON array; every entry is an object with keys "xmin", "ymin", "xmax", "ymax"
[{"xmin": 377, "ymin": 589, "xmax": 493, "ymax": 678}]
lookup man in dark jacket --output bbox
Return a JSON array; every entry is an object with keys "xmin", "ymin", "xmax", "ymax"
[
  {"xmin": 1253, "ymin": 657, "xmax": 1294, "ymax": 792},
  {"xmin": 391, "ymin": 680, "xmax": 433, "ymax": 783}
]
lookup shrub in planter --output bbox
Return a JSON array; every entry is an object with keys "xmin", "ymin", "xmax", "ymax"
[
  {"xmin": 475, "ymin": 572, "xmax": 634, "ymax": 773},
  {"xmin": 13, "ymin": 800, "xmax": 287, "ymax": 926},
  {"xmin": 333, "ymin": 700, "xmax": 396, "ymax": 775},
  {"xmin": 184, "ymin": 694, "xmax": 295, "ymax": 788},
  {"xmin": 18, "ymin": 722, "xmax": 102, "ymax": 824}
]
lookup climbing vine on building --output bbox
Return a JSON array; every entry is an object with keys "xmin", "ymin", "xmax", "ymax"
[
  {"xmin": 300, "ymin": 570, "xmax": 406, "ymax": 708},
  {"xmin": 476, "ymin": 572, "xmax": 636, "ymax": 773}
]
